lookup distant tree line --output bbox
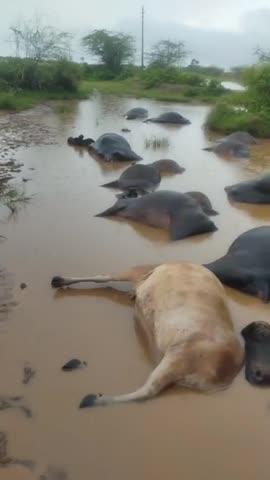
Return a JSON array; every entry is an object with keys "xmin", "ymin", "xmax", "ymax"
[{"xmin": 2, "ymin": 12, "xmax": 270, "ymax": 105}]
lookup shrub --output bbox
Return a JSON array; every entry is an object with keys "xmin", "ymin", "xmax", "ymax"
[
  {"xmin": 178, "ymin": 71, "xmax": 205, "ymax": 86},
  {"xmin": 184, "ymin": 87, "xmax": 199, "ymax": 97},
  {"xmin": 0, "ymin": 57, "xmax": 83, "ymax": 92},
  {"xmin": 206, "ymin": 103, "xmax": 270, "ymax": 138},
  {"xmin": 116, "ymin": 65, "xmax": 138, "ymax": 80},
  {"xmin": 141, "ymin": 67, "xmax": 180, "ymax": 88},
  {"xmin": 0, "ymin": 93, "xmax": 18, "ymax": 109},
  {"xmin": 141, "ymin": 66, "xmax": 206, "ymax": 89},
  {"xmin": 0, "ymin": 78, "xmax": 10, "ymax": 91},
  {"xmin": 244, "ymin": 64, "xmax": 270, "ymax": 112},
  {"xmin": 204, "ymin": 79, "xmax": 226, "ymax": 96},
  {"xmin": 49, "ymin": 61, "xmax": 82, "ymax": 91},
  {"xmin": 87, "ymin": 65, "xmax": 117, "ymax": 80}
]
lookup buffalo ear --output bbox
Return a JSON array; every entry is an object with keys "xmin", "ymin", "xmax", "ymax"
[
  {"xmin": 241, "ymin": 322, "xmax": 258, "ymax": 340},
  {"xmin": 241, "ymin": 321, "xmax": 270, "ymax": 341}
]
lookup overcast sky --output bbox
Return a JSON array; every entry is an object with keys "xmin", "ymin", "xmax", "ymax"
[{"xmin": 1, "ymin": 0, "xmax": 270, "ymax": 67}]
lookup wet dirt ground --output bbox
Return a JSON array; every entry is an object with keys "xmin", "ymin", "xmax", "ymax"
[{"xmin": 1, "ymin": 93, "xmax": 270, "ymax": 479}]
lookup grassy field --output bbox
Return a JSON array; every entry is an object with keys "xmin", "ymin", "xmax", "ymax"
[
  {"xmin": 0, "ymin": 84, "xmax": 92, "ymax": 112},
  {"xmin": 0, "ymin": 78, "xmax": 229, "ymax": 113},
  {"xmin": 81, "ymin": 78, "xmax": 231, "ymax": 105}
]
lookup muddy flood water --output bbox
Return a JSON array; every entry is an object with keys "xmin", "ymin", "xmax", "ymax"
[{"xmin": 1, "ymin": 93, "xmax": 270, "ymax": 480}]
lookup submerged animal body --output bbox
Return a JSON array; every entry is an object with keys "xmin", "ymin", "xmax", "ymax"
[
  {"xmin": 241, "ymin": 321, "xmax": 270, "ymax": 386},
  {"xmin": 205, "ymin": 226, "xmax": 270, "ymax": 302},
  {"xmin": 204, "ymin": 131, "xmax": 257, "ymax": 158},
  {"xmin": 225, "ymin": 172, "xmax": 270, "ymax": 204},
  {"xmin": 51, "ymin": 263, "xmax": 244, "ymax": 408},
  {"xmin": 145, "ymin": 112, "xmax": 191, "ymax": 125},
  {"xmin": 101, "ymin": 159, "xmax": 185, "ymax": 193},
  {"xmin": 96, "ymin": 190, "xmax": 217, "ymax": 240},
  {"xmin": 125, "ymin": 107, "xmax": 148, "ymax": 120},
  {"xmin": 204, "ymin": 140, "xmax": 250, "ymax": 158},
  {"xmin": 219, "ymin": 131, "xmax": 258, "ymax": 145},
  {"xmin": 90, "ymin": 133, "xmax": 141, "ymax": 162}
]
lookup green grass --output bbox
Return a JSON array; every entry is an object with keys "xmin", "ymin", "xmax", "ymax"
[
  {"xmin": 0, "ymin": 92, "xmax": 35, "ymax": 111},
  {"xmin": 0, "ymin": 75, "xmax": 235, "ymax": 112},
  {"xmin": 206, "ymin": 102, "xmax": 270, "ymax": 138},
  {"xmin": 82, "ymin": 78, "xmax": 230, "ymax": 104},
  {"xmin": 0, "ymin": 84, "xmax": 92, "ymax": 112}
]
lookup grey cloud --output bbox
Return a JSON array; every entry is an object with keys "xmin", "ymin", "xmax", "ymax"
[
  {"xmin": 117, "ymin": 8, "xmax": 270, "ymax": 68},
  {"xmin": 0, "ymin": 1, "xmax": 270, "ymax": 68}
]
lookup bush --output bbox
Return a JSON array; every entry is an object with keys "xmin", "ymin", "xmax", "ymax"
[
  {"xmin": 0, "ymin": 57, "xmax": 83, "ymax": 92},
  {"xmin": 49, "ymin": 61, "xmax": 82, "ymax": 91},
  {"xmin": 178, "ymin": 71, "xmax": 205, "ymax": 86},
  {"xmin": 0, "ymin": 78, "xmax": 10, "ymax": 91},
  {"xmin": 82, "ymin": 63, "xmax": 139, "ymax": 81},
  {"xmin": 184, "ymin": 87, "xmax": 198, "ymax": 97},
  {"xmin": 116, "ymin": 65, "xmax": 138, "ymax": 80},
  {"xmin": 141, "ymin": 66, "xmax": 180, "ymax": 88},
  {"xmin": 244, "ymin": 64, "xmax": 270, "ymax": 112},
  {"xmin": 87, "ymin": 65, "xmax": 117, "ymax": 80},
  {"xmin": 203, "ymin": 79, "xmax": 226, "ymax": 96},
  {"xmin": 0, "ymin": 93, "xmax": 18, "ymax": 109},
  {"xmin": 140, "ymin": 66, "xmax": 205, "ymax": 89},
  {"xmin": 206, "ymin": 103, "xmax": 270, "ymax": 138}
]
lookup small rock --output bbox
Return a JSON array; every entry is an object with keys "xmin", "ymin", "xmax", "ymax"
[
  {"xmin": 62, "ymin": 359, "xmax": 87, "ymax": 371},
  {"xmin": 20, "ymin": 283, "xmax": 27, "ymax": 290},
  {"xmin": 22, "ymin": 178, "xmax": 31, "ymax": 183},
  {"xmin": 121, "ymin": 128, "xmax": 131, "ymax": 133}
]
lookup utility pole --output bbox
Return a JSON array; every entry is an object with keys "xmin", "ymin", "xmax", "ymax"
[{"xmin": 141, "ymin": 6, "xmax": 145, "ymax": 69}]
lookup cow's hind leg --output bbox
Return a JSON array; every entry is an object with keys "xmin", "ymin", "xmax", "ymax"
[
  {"xmin": 51, "ymin": 264, "xmax": 158, "ymax": 288},
  {"xmin": 79, "ymin": 355, "xmax": 175, "ymax": 408}
]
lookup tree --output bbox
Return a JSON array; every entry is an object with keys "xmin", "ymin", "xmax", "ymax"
[
  {"xmin": 254, "ymin": 46, "xmax": 270, "ymax": 63},
  {"xmin": 189, "ymin": 58, "xmax": 200, "ymax": 69},
  {"xmin": 82, "ymin": 30, "xmax": 135, "ymax": 73},
  {"xmin": 9, "ymin": 17, "xmax": 72, "ymax": 61},
  {"xmin": 187, "ymin": 58, "xmax": 201, "ymax": 72},
  {"xmin": 148, "ymin": 40, "xmax": 188, "ymax": 68}
]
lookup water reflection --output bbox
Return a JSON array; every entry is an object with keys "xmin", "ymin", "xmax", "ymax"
[{"xmin": 227, "ymin": 199, "xmax": 270, "ymax": 220}]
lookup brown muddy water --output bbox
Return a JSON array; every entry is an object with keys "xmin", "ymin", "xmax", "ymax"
[{"xmin": 1, "ymin": 93, "xmax": 270, "ymax": 480}]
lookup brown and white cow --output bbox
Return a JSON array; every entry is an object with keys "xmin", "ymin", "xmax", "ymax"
[{"xmin": 51, "ymin": 262, "xmax": 244, "ymax": 408}]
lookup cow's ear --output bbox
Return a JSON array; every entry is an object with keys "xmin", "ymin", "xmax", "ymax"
[{"xmin": 241, "ymin": 322, "xmax": 270, "ymax": 341}]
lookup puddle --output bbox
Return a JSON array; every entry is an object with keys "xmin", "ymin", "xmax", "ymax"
[{"xmin": 0, "ymin": 93, "xmax": 270, "ymax": 480}]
